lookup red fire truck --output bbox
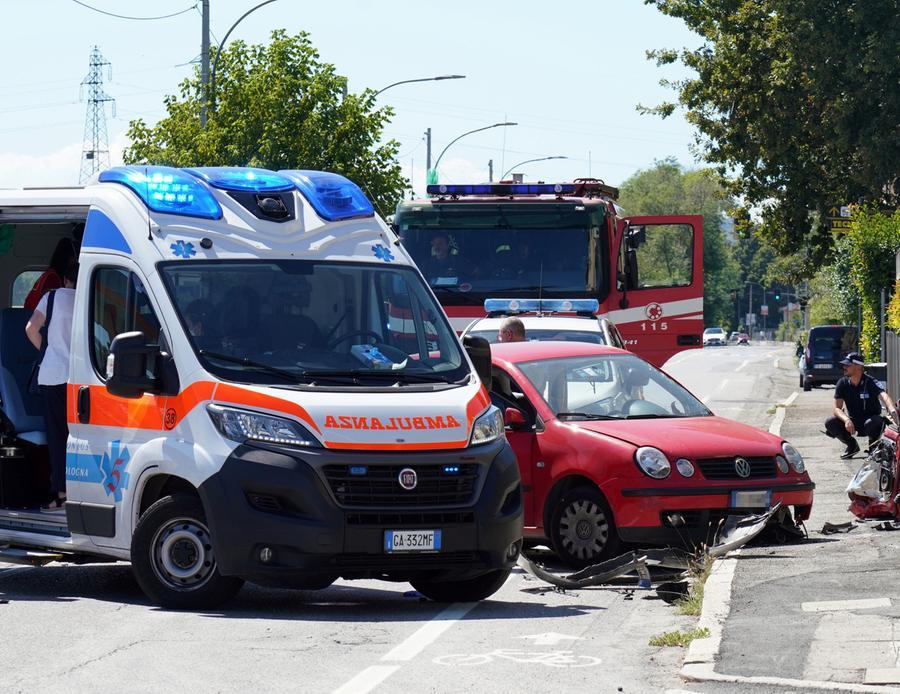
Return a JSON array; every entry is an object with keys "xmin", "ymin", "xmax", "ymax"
[{"xmin": 393, "ymin": 180, "xmax": 703, "ymax": 367}]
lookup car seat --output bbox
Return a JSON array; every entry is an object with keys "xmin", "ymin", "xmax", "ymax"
[{"xmin": 0, "ymin": 309, "xmax": 47, "ymax": 444}]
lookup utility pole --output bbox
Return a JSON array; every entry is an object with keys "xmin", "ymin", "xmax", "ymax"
[
  {"xmin": 200, "ymin": 0, "xmax": 210, "ymax": 127},
  {"xmin": 488, "ymin": 159, "xmax": 493, "ymax": 182},
  {"xmin": 425, "ymin": 128, "xmax": 432, "ymax": 171},
  {"xmin": 79, "ymin": 46, "xmax": 115, "ymax": 184}
]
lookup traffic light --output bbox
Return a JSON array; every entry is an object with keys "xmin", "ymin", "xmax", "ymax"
[{"xmin": 774, "ymin": 292, "xmax": 781, "ymax": 301}]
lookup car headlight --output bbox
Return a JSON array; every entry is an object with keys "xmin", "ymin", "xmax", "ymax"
[
  {"xmin": 470, "ymin": 406, "xmax": 505, "ymax": 446},
  {"xmin": 207, "ymin": 404, "xmax": 321, "ymax": 448},
  {"xmin": 635, "ymin": 446, "xmax": 671, "ymax": 479},
  {"xmin": 782, "ymin": 442, "xmax": 805, "ymax": 473},
  {"xmin": 675, "ymin": 458, "xmax": 695, "ymax": 477},
  {"xmin": 775, "ymin": 455, "xmax": 789, "ymax": 474}
]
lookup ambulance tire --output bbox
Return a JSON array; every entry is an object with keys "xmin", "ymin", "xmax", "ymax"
[
  {"xmin": 411, "ymin": 568, "xmax": 511, "ymax": 603},
  {"xmin": 549, "ymin": 486, "xmax": 621, "ymax": 569},
  {"xmin": 132, "ymin": 494, "xmax": 244, "ymax": 609}
]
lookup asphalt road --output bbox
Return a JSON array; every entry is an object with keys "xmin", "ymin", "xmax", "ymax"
[{"xmin": 0, "ymin": 343, "xmax": 798, "ymax": 694}]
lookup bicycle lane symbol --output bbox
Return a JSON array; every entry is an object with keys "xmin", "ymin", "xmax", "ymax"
[{"xmin": 433, "ymin": 648, "xmax": 602, "ymax": 668}]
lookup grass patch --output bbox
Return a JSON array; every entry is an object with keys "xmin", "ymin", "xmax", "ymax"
[
  {"xmin": 649, "ymin": 627, "xmax": 711, "ymax": 648},
  {"xmin": 675, "ymin": 553, "xmax": 714, "ymax": 616}
]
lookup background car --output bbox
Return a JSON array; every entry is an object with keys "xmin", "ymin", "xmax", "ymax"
[
  {"xmin": 490, "ymin": 341, "xmax": 814, "ymax": 567},
  {"xmin": 703, "ymin": 327, "xmax": 727, "ymax": 346},
  {"xmin": 737, "ymin": 332, "xmax": 750, "ymax": 345},
  {"xmin": 800, "ymin": 325, "xmax": 858, "ymax": 391}
]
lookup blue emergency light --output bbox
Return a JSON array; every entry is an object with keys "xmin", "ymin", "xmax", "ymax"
[
  {"xmin": 99, "ymin": 166, "xmax": 223, "ymax": 220},
  {"xmin": 280, "ymin": 170, "xmax": 375, "ymax": 221},
  {"xmin": 186, "ymin": 167, "xmax": 295, "ymax": 192},
  {"xmin": 427, "ymin": 183, "xmax": 577, "ymax": 197},
  {"xmin": 484, "ymin": 298, "xmax": 600, "ymax": 315}
]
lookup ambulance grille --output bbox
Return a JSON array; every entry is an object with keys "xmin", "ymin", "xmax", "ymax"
[
  {"xmin": 696, "ymin": 457, "xmax": 776, "ymax": 480},
  {"xmin": 322, "ymin": 464, "xmax": 479, "ymax": 507}
]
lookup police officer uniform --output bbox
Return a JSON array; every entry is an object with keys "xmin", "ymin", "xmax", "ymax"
[{"xmin": 824, "ymin": 352, "xmax": 886, "ymax": 458}]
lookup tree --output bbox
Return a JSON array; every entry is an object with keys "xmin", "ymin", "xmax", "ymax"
[
  {"xmin": 124, "ymin": 30, "xmax": 406, "ymax": 214},
  {"xmin": 618, "ymin": 158, "xmax": 740, "ymax": 328},
  {"xmin": 642, "ymin": 0, "xmax": 900, "ymax": 261}
]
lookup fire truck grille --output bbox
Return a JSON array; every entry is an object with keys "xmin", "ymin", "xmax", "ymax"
[
  {"xmin": 696, "ymin": 457, "xmax": 777, "ymax": 480},
  {"xmin": 322, "ymin": 464, "xmax": 479, "ymax": 507}
]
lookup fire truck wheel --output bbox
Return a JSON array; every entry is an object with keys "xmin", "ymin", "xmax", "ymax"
[
  {"xmin": 549, "ymin": 486, "xmax": 621, "ymax": 568},
  {"xmin": 132, "ymin": 494, "xmax": 244, "ymax": 609},
  {"xmin": 411, "ymin": 568, "xmax": 511, "ymax": 602}
]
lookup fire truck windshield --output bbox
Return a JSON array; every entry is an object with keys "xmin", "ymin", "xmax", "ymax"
[{"xmin": 396, "ymin": 203, "xmax": 608, "ymax": 305}]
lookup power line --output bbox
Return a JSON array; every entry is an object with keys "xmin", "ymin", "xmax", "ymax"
[{"xmin": 71, "ymin": 0, "xmax": 198, "ymax": 21}]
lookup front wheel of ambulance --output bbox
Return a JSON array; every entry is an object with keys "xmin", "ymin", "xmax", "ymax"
[
  {"xmin": 132, "ymin": 494, "xmax": 244, "ymax": 609},
  {"xmin": 411, "ymin": 568, "xmax": 511, "ymax": 603},
  {"xmin": 549, "ymin": 486, "xmax": 621, "ymax": 569}
]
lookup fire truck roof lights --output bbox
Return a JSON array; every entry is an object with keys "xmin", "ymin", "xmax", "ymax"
[
  {"xmin": 484, "ymin": 298, "xmax": 600, "ymax": 315},
  {"xmin": 426, "ymin": 180, "xmax": 619, "ymax": 199}
]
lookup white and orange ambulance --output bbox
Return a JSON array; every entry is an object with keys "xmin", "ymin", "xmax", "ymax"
[{"xmin": 0, "ymin": 167, "xmax": 522, "ymax": 608}]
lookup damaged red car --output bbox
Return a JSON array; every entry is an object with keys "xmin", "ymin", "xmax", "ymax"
[{"xmin": 489, "ymin": 342, "xmax": 815, "ymax": 567}]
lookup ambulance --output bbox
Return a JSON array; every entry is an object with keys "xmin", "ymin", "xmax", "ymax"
[{"xmin": 0, "ymin": 166, "xmax": 523, "ymax": 608}]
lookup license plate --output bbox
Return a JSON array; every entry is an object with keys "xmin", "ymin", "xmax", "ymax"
[
  {"xmin": 731, "ymin": 490, "xmax": 771, "ymax": 508},
  {"xmin": 384, "ymin": 529, "xmax": 441, "ymax": 553},
  {"xmin": 814, "ymin": 364, "xmax": 833, "ymax": 369}
]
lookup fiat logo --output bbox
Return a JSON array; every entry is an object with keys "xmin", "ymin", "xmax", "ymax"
[
  {"xmin": 734, "ymin": 457, "xmax": 752, "ymax": 478},
  {"xmin": 398, "ymin": 468, "xmax": 418, "ymax": 491}
]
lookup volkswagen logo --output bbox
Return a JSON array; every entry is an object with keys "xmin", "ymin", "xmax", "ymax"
[
  {"xmin": 398, "ymin": 467, "xmax": 418, "ymax": 491},
  {"xmin": 734, "ymin": 457, "xmax": 752, "ymax": 478}
]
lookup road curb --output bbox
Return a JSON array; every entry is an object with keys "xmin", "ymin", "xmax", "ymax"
[{"xmin": 680, "ymin": 388, "xmax": 900, "ymax": 693}]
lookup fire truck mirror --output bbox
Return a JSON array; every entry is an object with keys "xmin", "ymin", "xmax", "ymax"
[
  {"xmin": 626, "ymin": 225, "xmax": 647, "ymax": 249},
  {"xmin": 625, "ymin": 249, "xmax": 639, "ymax": 290}
]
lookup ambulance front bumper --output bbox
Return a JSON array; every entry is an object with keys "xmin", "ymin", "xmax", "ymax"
[{"xmin": 197, "ymin": 438, "xmax": 523, "ymax": 586}]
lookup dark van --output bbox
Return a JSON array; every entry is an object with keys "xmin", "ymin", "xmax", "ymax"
[{"xmin": 800, "ymin": 325, "xmax": 858, "ymax": 391}]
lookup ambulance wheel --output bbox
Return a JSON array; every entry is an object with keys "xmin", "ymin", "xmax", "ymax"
[
  {"xmin": 132, "ymin": 494, "xmax": 244, "ymax": 609},
  {"xmin": 549, "ymin": 486, "xmax": 621, "ymax": 568},
  {"xmin": 411, "ymin": 568, "xmax": 511, "ymax": 602}
]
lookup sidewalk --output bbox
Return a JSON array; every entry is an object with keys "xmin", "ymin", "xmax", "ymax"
[{"xmin": 712, "ymin": 385, "xmax": 900, "ymax": 689}]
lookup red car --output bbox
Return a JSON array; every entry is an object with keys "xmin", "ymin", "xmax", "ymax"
[{"xmin": 489, "ymin": 342, "xmax": 814, "ymax": 566}]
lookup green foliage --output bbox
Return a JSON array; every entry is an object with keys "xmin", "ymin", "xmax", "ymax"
[
  {"xmin": 887, "ymin": 279, "xmax": 900, "ymax": 333},
  {"xmin": 808, "ymin": 265, "xmax": 854, "ymax": 327},
  {"xmin": 124, "ymin": 30, "xmax": 406, "ymax": 214},
  {"xmin": 649, "ymin": 627, "xmax": 710, "ymax": 648},
  {"xmin": 618, "ymin": 159, "xmax": 739, "ymax": 328},
  {"xmin": 843, "ymin": 206, "xmax": 900, "ymax": 359},
  {"xmin": 643, "ymin": 0, "xmax": 900, "ymax": 263}
]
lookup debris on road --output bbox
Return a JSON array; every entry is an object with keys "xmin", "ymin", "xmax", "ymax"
[{"xmin": 820, "ymin": 521, "xmax": 857, "ymax": 534}]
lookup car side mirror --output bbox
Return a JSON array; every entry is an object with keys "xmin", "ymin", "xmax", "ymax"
[
  {"xmin": 463, "ymin": 334, "xmax": 492, "ymax": 390},
  {"xmin": 106, "ymin": 331, "xmax": 180, "ymax": 399},
  {"xmin": 504, "ymin": 407, "xmax": 527, "ymax": 430}
]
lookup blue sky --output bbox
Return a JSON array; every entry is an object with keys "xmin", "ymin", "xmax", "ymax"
[{"xmin": 0, "ymin": 1, "xmax": 702, "ymax": 193}]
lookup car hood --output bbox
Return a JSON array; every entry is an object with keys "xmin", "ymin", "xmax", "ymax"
[{"xmin": 570, "ymin": 416, "xmax": 782, "ymax": 458}]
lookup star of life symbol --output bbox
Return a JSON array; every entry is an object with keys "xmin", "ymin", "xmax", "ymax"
[
  {"xmin": 372, "ymin": 244, "xmax": 395, "ymax": 262},
  {"xmin": 170, "ymin": 240, "xmax": 196, "ymax": 258},
  {"xmin": 645, "ymin": 302, "xmax": 664, "ymax": 321},
  {"xmin": 99, "ymin": 440, "xmax": 131, "ymax": 502}
]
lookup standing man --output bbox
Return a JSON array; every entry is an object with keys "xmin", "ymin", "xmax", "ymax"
[
  {"xmin": 824, "ymin": 352, "xmax": 899, "ymax": 459},
  {"xmin": 498, "ymin": 316, "xmax": 526, "ymax": 343}
]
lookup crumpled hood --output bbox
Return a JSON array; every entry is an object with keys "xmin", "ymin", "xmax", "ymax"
[{"xmin": 571, "ymin": 416, "xmax": 783, "ymax": 459}]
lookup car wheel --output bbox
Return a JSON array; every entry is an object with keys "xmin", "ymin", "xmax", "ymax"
[
  {"xmin": 549, "ymin": 486, "xmax": 621, "ymax": 568},
  {"xmin": 411, "ymin": 568, "xmax": 511, "ymax": 602},
  {"xmin": 131, "ymin": 494, "xmax": 244, "ymax": 609},
  {"xmin": 803, "ymin": 375, "xmax": 812, "ymax": 392}
]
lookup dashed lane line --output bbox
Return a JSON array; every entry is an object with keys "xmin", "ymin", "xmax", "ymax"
[{"xmin": 802, "ymin": 598, "xmax": 892, "ymax": 613}]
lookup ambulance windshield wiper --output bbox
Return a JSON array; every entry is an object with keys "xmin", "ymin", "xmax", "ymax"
[
  {"xmin": 301, "ymin": 369, "xmax": 453, "ymax": 384},
  {"xmin": 556, "ymin": 412, "xmax": 621, "ymax": 420},
  {"xmin": 199, "ymin": 350, "xmax": 308, "ymax": 383}
]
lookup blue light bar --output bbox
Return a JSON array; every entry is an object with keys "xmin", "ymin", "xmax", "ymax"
[
  {"xmin": 443, "ymin": 465, "xmax": 460, "ymax": 474},
  {"xmin": 279, "ymin": 170, "xmax": 374, "ymax": 221},
  {"xmin": 427, "ymin": 183, "xmax": 577, "ymax": 196},
  {"xmin": 186, "ymin": 167, "xmax": 295, "ymax": 192},
  {"xmin": 484, "ymin": 298, "xmax": 600, "ymax": 314},
  {"xmin": 350, "ymin": 466, "xmax": 368, "ymax": 476},
  {"xmin": 99, "ymin": 166, "xmax": 222, "ymax": 220}
]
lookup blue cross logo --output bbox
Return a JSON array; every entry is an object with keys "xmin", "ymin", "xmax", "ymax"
[
  {"xmin": 170, "ymin": 240, "xmax": 196, "ymax": 258},
  {"xmin": 372, "ymin": 244, "xmax": 395, "ymax": 263}
]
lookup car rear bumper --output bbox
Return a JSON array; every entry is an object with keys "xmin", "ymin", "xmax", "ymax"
[
  {"xmin": 803, "ymin": 366, "xmax": 843, "ymax": 385},
  {"xmin": 614, "ymin": 481, "xmax": 815, "ymax": 544}
]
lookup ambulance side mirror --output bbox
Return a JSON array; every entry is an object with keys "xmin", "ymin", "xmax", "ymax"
[
  {"xmin": 106, "ymin": 331, "xmax": 160, "ymax": 399},
  {"xmin": 463, "ymin": 335, "xmax": 492, "ymax": 390}
]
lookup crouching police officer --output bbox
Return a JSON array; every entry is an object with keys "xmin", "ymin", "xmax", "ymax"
[{"xmin": 825, "ymin": 352, "xmax": 899, "ymax": 459}]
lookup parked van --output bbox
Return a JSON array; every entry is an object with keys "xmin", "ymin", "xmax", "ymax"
[
  {"xmin": 0, "ymin": 167, "xmax": 522, "ymax": 608},
  {"xmin": 800, "ymin": 325, "xmax": 858, "ymax": 391}
]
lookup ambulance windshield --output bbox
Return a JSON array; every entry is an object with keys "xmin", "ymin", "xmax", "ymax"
[{"xmin": 160, "ymin": 260, "xmax": 469, "ymax": 387}]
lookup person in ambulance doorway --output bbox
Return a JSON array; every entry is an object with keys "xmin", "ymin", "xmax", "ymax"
[
  {"xmin": 498, "ymin": 316, "xmax": 526, "ymax": 343},
  {"xmin": 25, "ymin": 263, "xmax": 78, "ymax": 510},
  {"xmin": 23, "ymin": 227, "xmax": 82, "ymax": 311},
  {"xmin": 824, "ymin": 352, "xmax": 899, "ymax": 459}
]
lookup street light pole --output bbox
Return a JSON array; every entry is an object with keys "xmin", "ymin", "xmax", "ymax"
[
  {"xmin": 374, "ymin": 75, "xmax": 464, "ymax": 98},
  {"xmin": 431, "ymin": 122, "xmax": 517, "ymax": 180},
  {"xmin": 498, "ymin": 156, "xmax": 567, "ymax": 181},
  {"xmin": 200, "ymin": 0, "xmax": 210, "ymax": 127},
  {"xmin": 207, "ymin": 0, "xmax": 279, "ymax": 124}
]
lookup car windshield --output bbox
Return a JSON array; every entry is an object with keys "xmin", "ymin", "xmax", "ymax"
[
  {"xmin": 159, "ymin": 260, "xmax": 469, "ymax": 386},
  {"xmin": 810, "ymin": 328, "xmax": 857, "ymax": 358},
  {"xmin": 705, "ymin": 328, "xmax": 724, "ymax": 335},
  {"xmin": 468, "ymin": 329, "xmax": 606, "ymax": 345},
  {"xmin": 516, "ymin": 353, "xmax": 710, "ymax": 419}
]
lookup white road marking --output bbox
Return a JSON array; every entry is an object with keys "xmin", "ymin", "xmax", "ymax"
[
  {"xmin": 701, "ymin": 379, "xmax": 730, "ymax": 405},
  {"xmin": 774, "ymin": 357, "xmax": 780, "ymax": 369},
  {"xmin": 769, "ymin": 391, "xmax": 798, "ymax": 436},
  {"xmin": 865, "ymin": 669, "xmax": 900, "ymax": 684},
  {"xmin": 735, "ymin": 359, "xmax": 750, "ymax": 372},
  {"xmin": 801, "ymin": 598, "xmax": 891, "ymax": 613},
  {"xmin": 332, "ymin": 665, "xmax": 401, "ymax": 694},
  {"xmin": 380, "ymin": 601, "xmax": 477, "ymax": 662},
  {"xmin": 520, "ymin": 632, "xmax": 582, "ymax": 646}
]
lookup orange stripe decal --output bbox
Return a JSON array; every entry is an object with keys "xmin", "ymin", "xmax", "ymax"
[{"xmin": 214, "ymin": 383, "xmax": 322, "ymax": 434}]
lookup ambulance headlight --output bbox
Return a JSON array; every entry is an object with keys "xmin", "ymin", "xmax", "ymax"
[
  {"xmin": 470, "ymin": 406, "xmax": 505, "ymax": 446},
  {"xmin": 207, "ymin": 405, "xmax": 321, "ymax": 448},
  {"xmin": 782, "ymin": 442, "xmax": 805, "ymax": 473},
  {"xmin": 635, "ymin": 446, "xmax": 671, "ymax": 479}
]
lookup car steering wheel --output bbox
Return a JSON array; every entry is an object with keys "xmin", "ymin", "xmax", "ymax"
[{"xmin": 327, "ymin": 330, "xmax": 382, "ymax": 350}]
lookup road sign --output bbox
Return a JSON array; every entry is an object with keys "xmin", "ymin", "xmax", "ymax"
[
  {"xmin": 827, "ymin": 204, "xmax": 853, "ymax": 232},
  {"xmin": 746, "ymin": 313, "xmax": 756, "ymax": 326},
  {"xmin": 760, "ymin": 304, "xmax": 769, "ymax": 316}
]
